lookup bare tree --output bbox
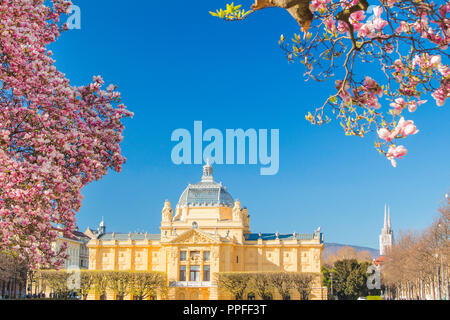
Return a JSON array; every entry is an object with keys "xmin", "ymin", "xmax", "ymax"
[
  {"xmin": 250, "ymin": 273, "xmax": 274, "ymax": 300},
  {"xmin": 291, "ymin": 272, "xmax": 317, "ymax": 300},
  {"xmin": 383, "ymin": 196, "xmax": 449, "ymax": 300},
  {"xmin": 267, "ymin": 272, "xmax": 294, "ymax": 300},
  {"xmin": 216, "ymin": 272, "xmax": 252, "ymax": 300},
  {"xmin": 130, "ymin": 271, "xmax": 166, "ymax": 300}
]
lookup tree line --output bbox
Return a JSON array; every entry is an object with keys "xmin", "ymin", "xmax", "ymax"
[
  {"xmin": 321, "ymin": 246, "xmax": 380, "ymax": 300},
  {"xmin": 33, "ymin": 270, "xmax": 167, "ymax": 300},
  {"xmin": 382, "ymin": 196, "xmax": 449, "ymax": 300},
  {"xmin": 0, "ymin": 251, "xmax": 28, "ymax": 299},
  {"xmin": 216, "ymin": 272, "xmax": 320, "ymax": 300}
]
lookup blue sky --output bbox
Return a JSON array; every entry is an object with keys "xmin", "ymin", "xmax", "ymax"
[{"xmin": 50, "ymin": 0, "xmax": 449, "ymax": 249}]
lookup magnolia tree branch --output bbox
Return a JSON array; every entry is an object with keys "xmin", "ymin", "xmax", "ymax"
[
  {"xmin": 211, "ymin": 0, "xmax": 449, "ymax": 167},
  {"xmin": 0, "ymin": 0, "xmax": 133, "ymax": 269}
]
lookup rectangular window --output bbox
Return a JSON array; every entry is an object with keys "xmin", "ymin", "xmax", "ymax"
[
  {"xmin": 203, "ymin": 265, "xmax": 210, "ymax": 281},
  {"xmin": 203, "ymin": 251, "xmax": 210, "ymax": 261},
  {"xmin": 180, "ymin": 251, "xmax": 187, "ymax": 261},
  {"xmin": 179, "ymin": 265, "xmax": 186, "ymax": 281},
  {"xmin": 190, "ymin": 265, "xmax": 200, "ymax": 282}
]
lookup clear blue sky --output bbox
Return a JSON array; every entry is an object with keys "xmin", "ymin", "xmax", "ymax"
[{"xmin": 50, "ymin": 0, "xmax": 449, "ymax": 249}]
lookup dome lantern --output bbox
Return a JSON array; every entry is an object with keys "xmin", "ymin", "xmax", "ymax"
[{"xmin": 176, "ymin": 161, "xmax": 234, "ymax": 208}]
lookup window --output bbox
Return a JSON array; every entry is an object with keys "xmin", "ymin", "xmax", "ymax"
[
  {"xmin": 203, "ymin": 265, "xmax": 210, "ymax": 281},
  {"xmin": 192, "ymin": 221, "xmax": 198, "ymax": 229},
  {"xmin": 236, "ymin": 256, "xmax": 239, "ymax": 264},
  {"xmin": 179, "ymin": 265, "xmax": 187, "ymax": 281},
  {"xmin": 190, "ymin": 265, "xmax": 200, "ymax": 282},
  {"xmin": 247, "ymin": 293, "xmax": 256, "ymax": 300},
  {"xmin": 203, "ymin": 251, "xmax": 210, "ymax": 261},
  {"xmin": 180, "ymin": 251, "xmax": 187, "ymax": 261}
]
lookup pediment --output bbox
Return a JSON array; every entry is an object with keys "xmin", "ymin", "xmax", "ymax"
[{"xmin": 170, "ymin": 229, "xmax": 220, "ymax": 244}]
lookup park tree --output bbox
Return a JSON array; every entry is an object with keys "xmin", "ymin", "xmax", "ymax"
[
  {"xmin": 79, "ymin": 270, "xmax": 95, "ymax": 300},
  {"xmin": 129, "ymin": 271, "xmax": 167, "ymax": 300},
  {"xmin": 291, "ymin": 272, "xmax": 317, "ymax": 300},
  {"xmin": 106, "ymin": 271, "xmax": 133, "ymax": 300},
  {"xmin": 250, "ymin": 273, "xmax": 275, "ymax": 300},
  {"xmin": 216, "ymin": 272, "xmax": 252, "ymax": 300},
  {"xmin": 210, "ymin": 0, "xmax": 448, "ymax": 167},
  {"xmin": 0, "ymin": 250, "xmax": 27, "ymax": 298},
  {"xmin": 92, "ymin": 271, "xmax": 109, "ymax": 300},
  {"xmin": 0, "ymin": 0, "xmax": 133, "ymax": 270},
  {"xmin": 37, "ymin": 269, "xmax": 72, "ymax": 299},
  {"xmin": 330, "ymin": 259, "xmax": 372, "ymax": 299},
  {"xmin": 383, "ymin": 197, "xmax": 449, "ymax": 300},
  {"xmin": 267, "ymin": 272, "xmax": 295, "ymax": 300}
]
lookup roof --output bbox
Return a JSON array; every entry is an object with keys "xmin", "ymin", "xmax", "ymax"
[
  {"xmin": 52, "ymin": 227, "xmax": 91, "ymax": 242},
  {"xmin": 177, "ymin": 162, "xmax": 234, "ymax": 208},
  {"xmin": 374, "ymin": 256, "xmax": 385, "ymax": 266},
  {"xmin": 97, "ymin": 232, "xmax": 161, "ymax": 241},
  {"xmin": 72, "ymin": 230, "xmax": 91, "ymax": 240},
  {"xmin": 244, "ymin": 233, "xmax": 322, "ymax": 243}
]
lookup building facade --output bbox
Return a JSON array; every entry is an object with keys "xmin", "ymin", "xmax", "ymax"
[
  {"xmin": 52, "ymin": 230, "xmax": 91, "ymax": 270},
  {"xmin": 87, "ymin": 162, "xmax": 327, "ymax": 300},
  {"xmin": 379, "ymin": 204, "xmax": 394, "ymax": 256}
]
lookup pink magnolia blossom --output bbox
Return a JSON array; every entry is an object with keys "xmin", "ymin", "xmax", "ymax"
[
  {"xmin": 390, "ymin": 97, "xmax": 407, "ymax": 113},
  {"xmin": 386, "ymin": 145, "xmax": 408, "ymax": 167},
  {"xmin": 377, "ymin": 128, "xmax": 392, "ymax": 141},
  {"xmin": 0, "ymin": 0, "xmax": 133, "ymax": 269}
]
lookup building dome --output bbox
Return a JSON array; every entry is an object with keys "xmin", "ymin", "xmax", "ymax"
[{"xmin": 177, "ymin": 160, "xmax": 234, "ymax": 208}]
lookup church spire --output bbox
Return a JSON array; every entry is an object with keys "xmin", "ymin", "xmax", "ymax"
[
  {"xmin": 387, "ymin": 205, "xmax": 391, "ymax": 231},
  {"xmin": 380, "ymin": 204, "xmax": 394, "ymax": 256},
  {"xmin": 201, "ymin": 158, "xmax": 214, "ymax": 183}
]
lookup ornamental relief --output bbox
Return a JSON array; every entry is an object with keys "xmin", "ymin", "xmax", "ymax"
[{"xmin": 171, "ymin": 230, "xmax": 218, "ymax": 244}]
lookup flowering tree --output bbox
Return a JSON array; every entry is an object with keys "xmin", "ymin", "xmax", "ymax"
[
  {"xmin": 210, "ymin": 0, "xmax": 449, "ymax": 167},
  {"xmin": 0, "ymin": 0, "xmax": 133, "ymax": 269}
]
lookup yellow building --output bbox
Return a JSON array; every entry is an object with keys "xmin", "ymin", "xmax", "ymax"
[{"xmin": 87, "ymin": 162, "xmax": 327, "ymax": 300}]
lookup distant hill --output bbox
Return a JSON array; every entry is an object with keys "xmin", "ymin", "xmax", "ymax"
[{"xmin": 323, "ymin": 242, "xmax": 379, "ymax": 260}]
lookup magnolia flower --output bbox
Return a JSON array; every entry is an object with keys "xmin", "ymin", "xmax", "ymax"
[
  {"xmin": 396, "ymin": 117, "xmax": 419, "ymax": 137},
  {"xmin": 386, "ymin": 145, "xmax": 408, "ymax": 167},
  {"xmin": 389, "ymin": 145, "xmax": 408, "ymax": 158},
  {"xmin": 430, "ymin": 55, "xmax": 441, "ymax": 66},
  {"xmin": 407, "ymin": 101, "xmax": 418, "ymax": 112},
  {"xmin": 390, "ymin": 97, "xmax": 406, "ymax": 113},
  {"xmin": 378, "ymin": 128, "xmax": 392, "ymax": 141},
  {"xmin": 432, "ymin": 87, "xmax": 447, "ymax": 106}
]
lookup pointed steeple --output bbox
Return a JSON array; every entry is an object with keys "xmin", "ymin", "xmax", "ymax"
[
  {"xmin": 380, "ymin": 204, "xmax": 394, "ymax": 256},
  {"xmin": 387, "ymin": 205, "xmax": 391, "ymax": 231}
]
